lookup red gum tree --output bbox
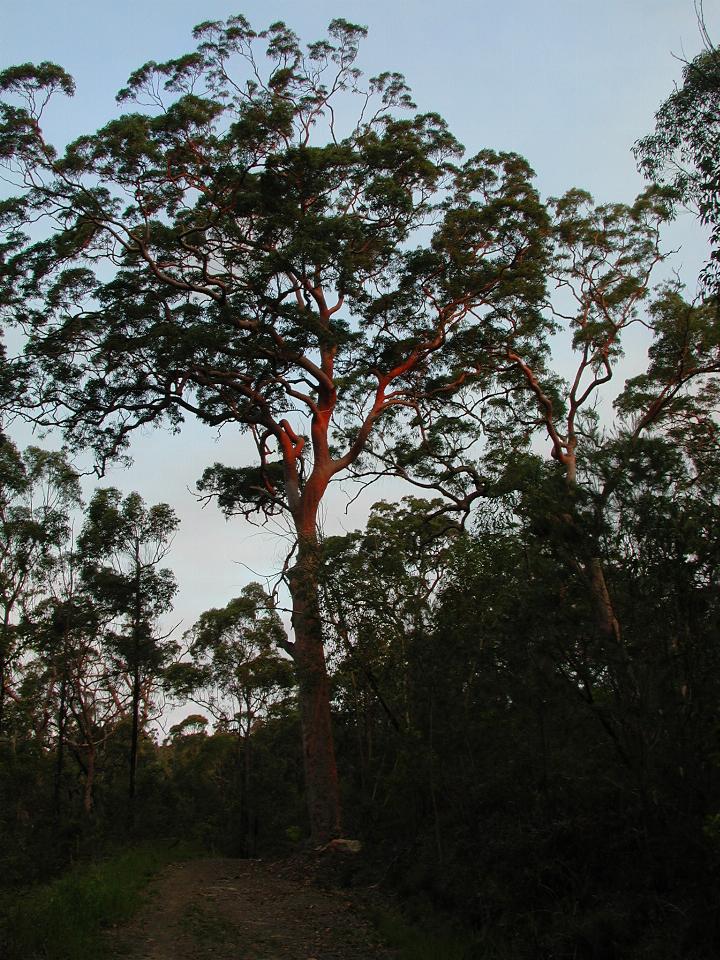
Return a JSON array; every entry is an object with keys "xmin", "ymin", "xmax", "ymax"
[{"xmin": 0, "ymin": 17, "xmax": 549, "ymax": 841}]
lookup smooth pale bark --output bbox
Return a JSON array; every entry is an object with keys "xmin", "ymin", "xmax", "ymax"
[
  {"xmin": 587, "ymin": 556, "xmax": 642, "ymax": 706},
  {"xmin": 588, "ymin": 556, "xmax": 623, "ymax": 648},
  {"xmin": 54, "ymin": 674, "xmax": 67, "ymax": 813}
]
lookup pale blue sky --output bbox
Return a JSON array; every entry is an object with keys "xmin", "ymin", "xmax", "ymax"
[
  {"xmin": 4, "ymin": 1, "xmax": 714, "ymax": 202},
  {"xmin": 2, "ymin": 1, "xmax": 715, "ymax": 633}
]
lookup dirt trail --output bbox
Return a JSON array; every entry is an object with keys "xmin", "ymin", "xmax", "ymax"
[{"xmin": 106, "ymin": 857, "xmax": 394, "ymax": 960}]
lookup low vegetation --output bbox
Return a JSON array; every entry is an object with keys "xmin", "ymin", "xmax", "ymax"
[{"xmin": 0, "ymin": 842, "xmax": 198, "ymax": 960}]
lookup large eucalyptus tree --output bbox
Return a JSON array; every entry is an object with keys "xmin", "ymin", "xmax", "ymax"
[{"xmin": 0, "ymin": 16, "xmax": 549, "ymax": 840}]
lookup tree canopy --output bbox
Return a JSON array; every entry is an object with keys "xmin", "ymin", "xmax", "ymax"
[
  {"xmin": 0, "ymin": 14, "xmax": 554, "ymax": 842},
  {"xmin": 635, "ymin": 16, "xmax": 720, "ymax": 290}
]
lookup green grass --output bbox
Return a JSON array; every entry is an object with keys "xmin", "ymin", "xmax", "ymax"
[
  {"xmin": 0, "ymin": 841, "xmax": 199, "ymax": 960},
  {"xmin": 373, "ymin": 908, "xmax": 481, "ymax": 959}
]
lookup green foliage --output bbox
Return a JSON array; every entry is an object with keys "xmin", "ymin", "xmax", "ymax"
[
  {"xmin": 156, "ymin": 713, "xmax": 306, "ymax": 856},
  {"xmin": 0, "ymin": 441, "xmax": 82, "ymax": 745},
  {"xmin": 322, "ymin": 468, "xmax": 720, "ymax": 958},
  {"xmin": 169, "ymin": 583, "xmax": 293, "ymax": 732},
  {"xmin": 373, "ymin": 908, "xmax": 478, "ymax": 960},
  {"xmin": 197, "ymin": 461, "xmax": 287, "ymax": 520},
  {"xmin": 1, "ymin": 13, "xmax": 719, "ymax": 956},
  {"xmin": 635, "ymin": 31, "xmax": 720, "ymax": 288},
  {"xmin": 78, "ymin": 488, "xmax": 178, "ymax": 668},
  {"xmin": 0, "ymin": 841, "xmax": 198, "ymax": 960},
  {"xmin": 0, "ymin": 11, "xmax": 554, "ymax": 844},
  {"xmin": 0, "ymin": 13, "xmax": 549, "ymax": 494}
]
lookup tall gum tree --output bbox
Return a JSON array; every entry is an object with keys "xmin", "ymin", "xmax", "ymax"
[
  {"xmin": 370, "ymin": 185, "xmax": 720, "ymax": 770},
  {"xmin": 504, "ymin": 192, "xmax": 720, "ymax": 672},
  {"xmin": 0, "ymin": 17, "xmax": 549, "ymax": 841}
]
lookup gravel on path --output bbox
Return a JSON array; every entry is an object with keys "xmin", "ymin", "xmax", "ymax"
[{"xmin": 106, "ymin": 856, "xmax": 394, "ymax": 960}]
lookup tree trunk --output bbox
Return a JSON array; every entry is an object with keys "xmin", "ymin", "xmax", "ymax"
[
  {"xmin": 129, "ymin": 544, "xmax": 142, "ymax": 828},
  {"xmin": 587, "ymin": 556, "xmax": 641, "ymax": 695},
  {"xmin": 129, "ymin": 662, "xmax": 140, "ymax": 820},
  {"xmin": 54, "ymin": 675, "xmax": 67, "ymax": 813},
  {"xmin": 288, "ymin": 533, "xmax": 341, "ymax": 844},
  {"xmin": 83, "ymin": 744, "xmax": 96, "ymax": 815},
  {"xmin": 588, "ymin": 556, "xmax": 623, "ymax": 647},
  {"xmin": 0, "ymin": 651, "xmax": 5, "ymax": 741},
  {"xmin": 243, "ymin": 732, "xmax": 252, "ymax": 855},
  {"xmin": 0, "ymin": 611, "xmax": 12, "ymax": 740}
]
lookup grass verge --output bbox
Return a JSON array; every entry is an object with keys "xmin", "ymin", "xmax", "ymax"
[
  {"xmin": 0, "ymin": 840, "xmax": 199, "ymax": 960},
  {"xmin": 373, "ymin": 907, "xmax": 481, "ymax": 959}
]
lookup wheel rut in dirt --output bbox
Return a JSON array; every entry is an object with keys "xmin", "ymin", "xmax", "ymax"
[{"xmin": 107, "ymin": 856, "xmax": 393, "ymax": 960}]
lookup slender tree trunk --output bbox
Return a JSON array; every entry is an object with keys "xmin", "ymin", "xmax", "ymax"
[
  {"xmin": 428, "ymin": 693, "xmax": 443, "ymax": 864},
  {"xmin": 0, "ymin": 651, "xmax": 5, "ymax": 741},
  {"xmin": 0, "ymin": 611, "xmax": 12, "ymax": 740},
  {"xmin": 587, "ymin": 556, "xmax": 641, "ymax": 695},
  {"xmin": 288, "ymin": 533, "xmax": 341, "ymax": 844},
  {"xmin": 234, "ymin": 731, "xmax": 245, "ymax": 855},
  {"xmin": 243, "ymin": 732, "xmax": 252, "ymax": 855},
  {"xmin": 588, "ymin": 556, "xmax": 623, "ymax": 647},
  {"xmin": 128, "ymin": 544, "xmax": 142, "ymax": 827},
  {"xmin": 54, "ymin": 674, "xmax": 67, "ymax": 813},
  {"xmin": 83, "ymin": 744, "xmax": 96, "ymax": 815},
  {"xmin": 129, "ymin": 662, "xmax": 140, "ymax": 816}
]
